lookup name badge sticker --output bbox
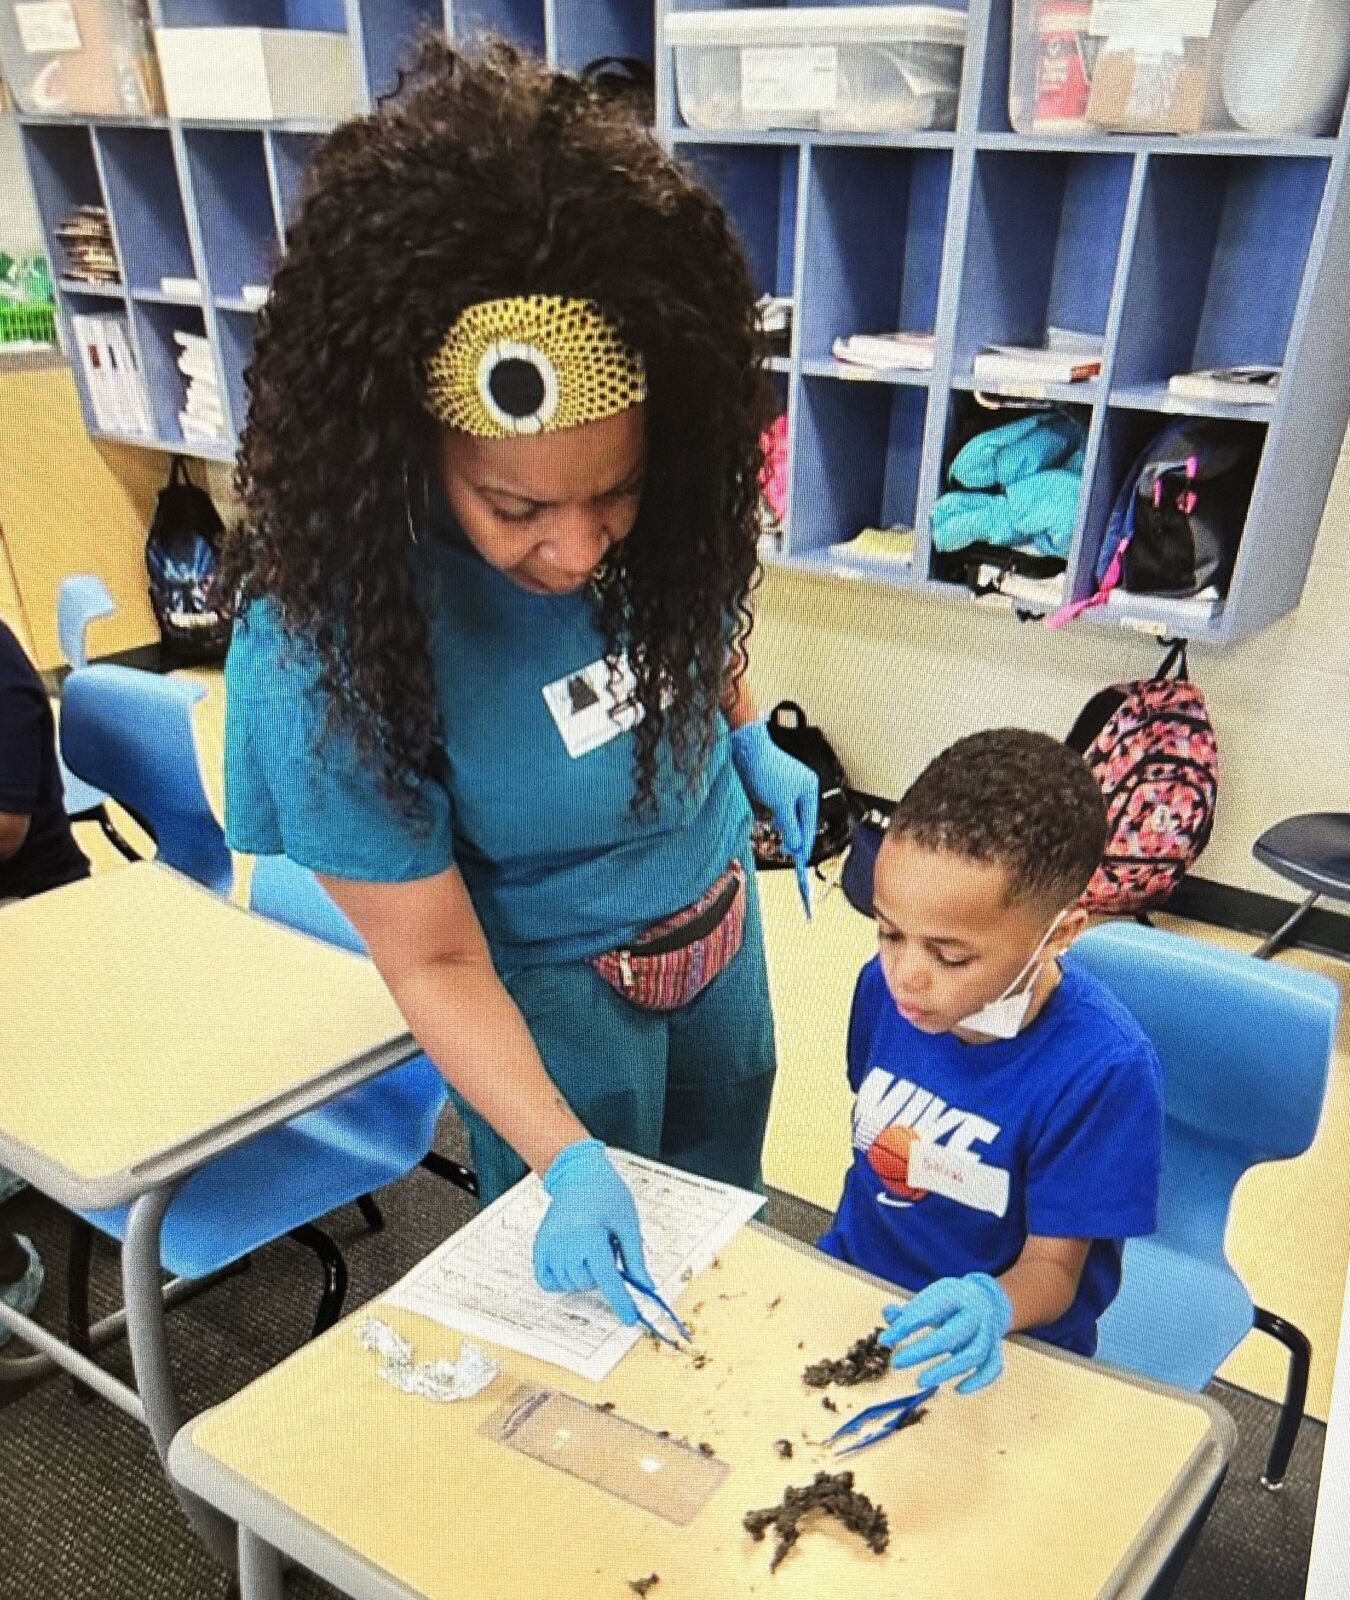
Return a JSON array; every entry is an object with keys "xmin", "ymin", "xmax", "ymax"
[
  {"xmin": 906, "ymin": 1141, "xmax": 1011, "ymax": 1218},
  {"xmin": 542, "ymin": 655, "xmax": 643, "ymax": 759}
]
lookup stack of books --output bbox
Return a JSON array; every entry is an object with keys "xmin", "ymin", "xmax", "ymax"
[
  {"xmin": 54, "ymin": 207, "xmax": 119, "ymax": 285},
  {"xmin": 831, "ymin": 331, "xmax": 936, "ymax": 372},
  {"xmin": 174, "ymin": 329, "xmax": 226, "ymax": 445},
  {"xmin": 69, "ymin": 314, "xmax": 153, "ymax": 437},
  {"xmin": 972, "ymin": 330, "xmax": 1103, "ymax": 392},
  {"xmin": 1166, "ymin": 366, "xmax": 1280, "ymax": 406}
]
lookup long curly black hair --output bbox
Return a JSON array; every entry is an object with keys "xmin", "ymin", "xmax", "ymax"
[{"xmin": 224, "ymin": 37, "xmax": 773, "ymax": 818}]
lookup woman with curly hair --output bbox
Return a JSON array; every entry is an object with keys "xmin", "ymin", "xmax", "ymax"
[{"xmin": 222, "ymin": 40, "xmax": 818, "ymax": 1324}]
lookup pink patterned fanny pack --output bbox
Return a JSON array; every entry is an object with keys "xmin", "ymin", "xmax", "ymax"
[{"xmin": 591, "ymin": 862, "xmax": 747, "ymax": 1012}]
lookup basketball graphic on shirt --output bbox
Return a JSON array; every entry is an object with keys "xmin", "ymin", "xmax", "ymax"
[{"xmin": 866, "ymin": 1124, "xmax": 928, "ymax": 1203}]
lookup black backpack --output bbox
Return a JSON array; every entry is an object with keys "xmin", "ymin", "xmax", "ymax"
[
  {"xmin": 750, "ymin": 700, "xmax": 857, "ymax": 870},
  {"xmin": 145, "ymin": 457, "xmax": 232, "ymax": 663}
]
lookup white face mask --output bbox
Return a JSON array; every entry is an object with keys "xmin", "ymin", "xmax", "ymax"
[{"xmin": 958, "ymin": 912, "xmax": 1067, "ymax": 1040}]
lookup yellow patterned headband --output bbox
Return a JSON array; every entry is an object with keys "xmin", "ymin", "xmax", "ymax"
[{"xmin": 424, "ymin": 295, "xmax": 647, "ymax": 438}]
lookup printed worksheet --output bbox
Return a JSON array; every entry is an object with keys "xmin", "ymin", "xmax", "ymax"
[{"xmin": 380, "ymin": 1153, "xmax": 765, "ymax": 1381}]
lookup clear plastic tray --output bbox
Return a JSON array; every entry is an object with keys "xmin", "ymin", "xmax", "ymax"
[{"xmin": 668, "ymin": 6, "xmax": 967, "ymax": 135}]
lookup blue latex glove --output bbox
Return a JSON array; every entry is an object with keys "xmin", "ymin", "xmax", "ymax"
[
  {"xmin": 952, "ymin": 413, "xmax": 1084, "ymax": 491},
  {"xmin": 1004, "ymin": 468, "xmax": 1081, "ymax": 558},
  {"xmin": 533, "ymin": 1139, "xmax": 650, "ymax": 1326},
  {"xmin": 730, "ymin": 719, "xmax": 819, "ymax": 866},
  {"xmin": 879, "ymin": 1273, "xmax": 1013, "ymax": 1395}
]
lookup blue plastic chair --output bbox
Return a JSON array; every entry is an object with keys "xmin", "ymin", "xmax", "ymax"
[
  {"xmin": 59, "ymin": 663, "xmax": 233, "ymax": 895},
  {"xmin": 51, "ymin": 576, "xmax": 139, "ymax": 855},
  {"xmin": 57, "ymin": 573, "xmax": 116, "ymax": 670},
  {"xmin": 246, "ymin": 856, "xmax": 477, "ymax": 1199},
  {"xmin": 1073, "ymin": 921, "xmax": 1338, "ymax": 1489}
]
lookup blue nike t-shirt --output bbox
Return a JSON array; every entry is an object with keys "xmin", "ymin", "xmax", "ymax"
[{"xmin": 818, "ymin": 954, "xmax": 1164, "ymax": 1356}]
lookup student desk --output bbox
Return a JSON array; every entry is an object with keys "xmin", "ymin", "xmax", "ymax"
[
  {"xmin": 0, "ymin": 862, "xmax": 417, "ymax": 1561},
  {"xmin": 170, "ymin": 1225, "xmax": 1235, "ymax": 1600}
]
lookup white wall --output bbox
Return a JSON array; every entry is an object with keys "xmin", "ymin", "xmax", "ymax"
[
  {"xmin": 747, "ymin": 432, "xmax": 1350, "ymax": 896},
  {"xmin": 0, "ymin": 115, "xmax": 42, "ymax": 257}
]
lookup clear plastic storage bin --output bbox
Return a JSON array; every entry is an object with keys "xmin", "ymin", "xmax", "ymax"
[
  {"xmin": 0, "ymin": 0, "xmax": 163, "ymax": 115},
  {"xmin": 1009, "ymin": 0, "xmax": 1350, "ymax": 137},
  {"xmin": 667, "ymin": 6, "xmax": 968, "ymax": 135}
]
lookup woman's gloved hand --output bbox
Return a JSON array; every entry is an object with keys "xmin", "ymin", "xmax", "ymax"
[
  {"xmin": 730, "ymin": 719, "xmax": 819, "ymax": 865},
  {"xmin": 533, "ymin": 1139, "xmax": 650, "ymax": 1325},
  {"xmin": 878, "ymin": 1272, "xmax": 1013, "ymax": 1394}
]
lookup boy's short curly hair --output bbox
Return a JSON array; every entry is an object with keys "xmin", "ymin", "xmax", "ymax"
[{"xmin": 890, "ymin": 730, "xmax": 1107, "ymax": 908}]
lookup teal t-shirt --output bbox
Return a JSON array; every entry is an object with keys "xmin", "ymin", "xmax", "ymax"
[{"xmin": 224, "ymin": 519, "xmax": 751, "ymax": 970}]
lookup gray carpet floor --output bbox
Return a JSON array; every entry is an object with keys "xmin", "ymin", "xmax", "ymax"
[{"xmin": 0, "ymin": 1124, "xmax": 1327, "ymax": 1600}]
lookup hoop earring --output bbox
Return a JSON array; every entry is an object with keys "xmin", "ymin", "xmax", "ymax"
[{"xmin": 403, "ymin": 463, "xmax": 426, "ymax": 548}]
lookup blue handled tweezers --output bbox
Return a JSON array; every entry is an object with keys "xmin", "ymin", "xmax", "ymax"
[
  {"xmin": 824, "ymin": 1385, "xmax": 938, "ymax": 1456},
  {"xmin": 610, "ymin": 1237, "xmax": 693, "ymax": 1350}
]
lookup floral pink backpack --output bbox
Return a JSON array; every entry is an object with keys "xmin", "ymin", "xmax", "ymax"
[{"xmin": 1066, "ymin": 642, "xmax": 1219, "ymax": 916}]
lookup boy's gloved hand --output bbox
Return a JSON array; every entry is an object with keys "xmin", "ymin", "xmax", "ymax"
[
  {"xmin": 879, "ymin": 1272, "xmax": 1013, "ymax": 1394},
  {"xmin": 533, "ymin": 1139, "xmax": 650, "ymax": 1326},
  {"xmin": 730, "ymin": 719, "xmax": 819, "ymax": 866}
]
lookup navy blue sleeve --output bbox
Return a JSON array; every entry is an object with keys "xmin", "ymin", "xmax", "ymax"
[
  {"xmin": 1025, "ymin": 1044, "xmax": 1164, "ymax": 1240},
  {"xmin": 0, "ymin": 676, "xmax": 44, "ymax": 816}
]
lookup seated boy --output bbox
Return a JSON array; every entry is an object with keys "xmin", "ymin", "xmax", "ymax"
[{"xmin": 818, "ymin": 728, "xmax": 1163, "ymax": 1393}]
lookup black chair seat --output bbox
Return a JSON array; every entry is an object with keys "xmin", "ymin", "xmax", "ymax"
[{"xmin": 1253, "ymin": 813, "xmax": 1350, "ymax": 901}]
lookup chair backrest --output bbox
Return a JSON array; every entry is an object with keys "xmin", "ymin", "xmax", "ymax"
[
  {"xmin": 57, "ymin": 575, "xmax": 116, "ymax": 670},
  {"xmin": 60, "ymin": 664, "xmax": 233, "ymax": 895},
  {"xmin": 1072, "ymin": 921, "xmax": 1338, "ymax": 1260},
  {"xmin": 248, "ymin": 854, "xmax": 365, "ymax": 955}
]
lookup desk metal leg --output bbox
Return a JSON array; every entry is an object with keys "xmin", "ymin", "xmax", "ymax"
[
  {"xmin": 124, "ymin": 1183, "xmax": 237, "ymax": 1570},
  {"xmin": 238, "ymin": 1530, "xmax": 286, "ymax": 1600}
]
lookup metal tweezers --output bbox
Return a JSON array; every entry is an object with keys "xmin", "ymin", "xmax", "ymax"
[
  {"xmin": 610, "ymin": 1238, "xmax": 693, "ymax": 1350},
  {"xmin": 824, "ymin": 1385, "xmax": 938, "ymax": 1456}
]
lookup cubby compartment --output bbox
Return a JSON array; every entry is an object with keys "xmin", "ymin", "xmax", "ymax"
[
  {"xmin": 356, "ymin": 0, "xmax": 443, "ymax": 103},
  {"xmin": 758, "ymin": 366, "xmax": 791, "ymax": 557},
  {"xmin": 95, "ymin": 128, "xmax": 196, "ymax": 299},
  {"xmin": 1111, "ymin": 154, "xmax": 1331, "ymax": 414},
  {"xmin": 20, "ymin": 125, "xmax": 120, "ymax": 291},
  {"xmin": 266, "ymin": 131, "xmax": 324, "ymax": 241},
  {"xmin": 445, "ymin": 1, "xmax": 546, "ymax": 54},
  {"xmin": 797, "ymin": 145, "xmax": 950, "ymax": 376},
  {"xmin": 132, "ymin": 301, "xmax": 229, "ymax": 452},
  {"xmin": 552, "ymin": 0, "xmax": 654, "ymax": 75},
  {"xmin": 1072, "ymin": 405, "xmax": 1269, "ymax": 637},
  {"xmin": 181, "ymin": 130, "xmax": 281, "ymax": 306},
  {"xmin": 786, "ymin": 374, "xmax": 926, "ymax": 577},
  {"xmin": 156, "ymin": 0, "xmax": 346, "ymax": 26},
  {"xmin": 62, "ymin": 293, "xmax": 154, "ymax": 441},
  {"xmin": 677, "ymin": 142, "xmax": 800, "ymax": 311},
  {"xmin": 927, "ymin": 391, "xmax": 1095, "ymax": 599},
  {"xmin": 951, "ymin": 149, "xmax": 1134, "ymax": 388},
  {"xmin": 218, "ymin": 309, "xmax": 260, "ymax": 439}
]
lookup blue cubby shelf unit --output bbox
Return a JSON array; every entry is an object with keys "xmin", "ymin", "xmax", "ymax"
[
  {"xmin": 658, "ymin": 0, "xmax": 1350, "ymax": 647},
  {"xmin": 13, "ymin": 0, "xmax": 1350, "ymax": 645}
]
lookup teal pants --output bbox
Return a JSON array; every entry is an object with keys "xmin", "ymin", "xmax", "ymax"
[{"xmin": 462, "ymin": 862, "xmax": 778, "ymax": 1204}]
